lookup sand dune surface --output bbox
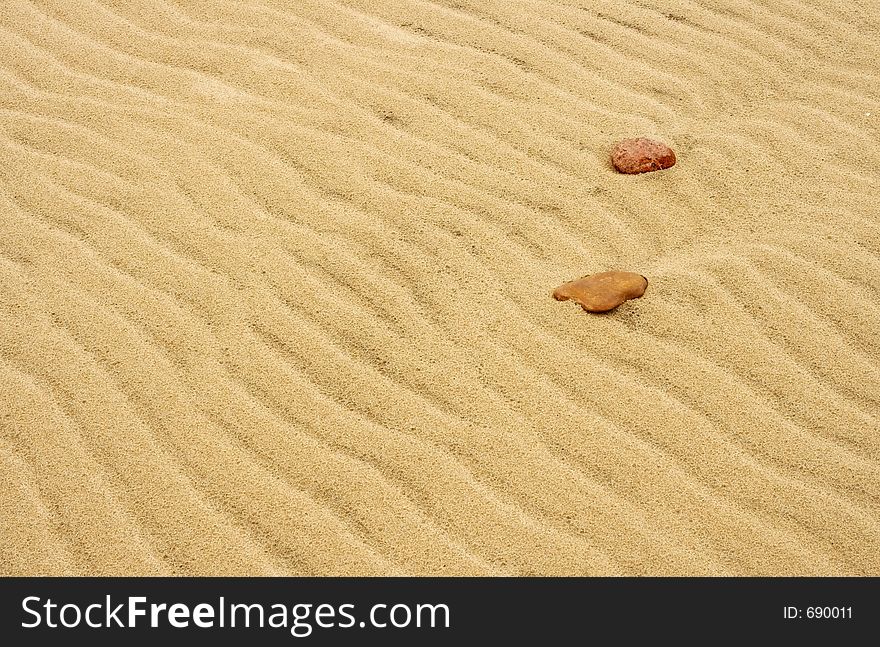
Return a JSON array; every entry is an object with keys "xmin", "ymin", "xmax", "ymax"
[{"xmin": 1, "ymin": 0, "xmax": 879, "ymax": 575}]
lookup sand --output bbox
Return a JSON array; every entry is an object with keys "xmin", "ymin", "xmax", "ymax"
[{"xmin": 0, "ymin": 0, "xmax": 878, "ymax": 576}]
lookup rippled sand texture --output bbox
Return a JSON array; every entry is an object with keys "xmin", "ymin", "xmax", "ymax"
[{"xmin": 1, "ymin": 0, "xmax": 879, "ymax": 576}]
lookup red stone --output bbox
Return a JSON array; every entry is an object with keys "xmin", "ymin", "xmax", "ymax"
[{"xmin": 611, "ymin": 138, "xmax": 676, "ymax": 174}]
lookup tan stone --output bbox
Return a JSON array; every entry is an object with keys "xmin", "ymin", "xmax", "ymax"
[{"xmin": 553, "ymin": 271, "xmax": 648, "ymax": 312}]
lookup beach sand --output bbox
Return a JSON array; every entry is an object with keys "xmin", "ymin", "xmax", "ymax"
[{"xmin": 1, "ymin": 0, "xmax": 878, "ymax": 576}]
